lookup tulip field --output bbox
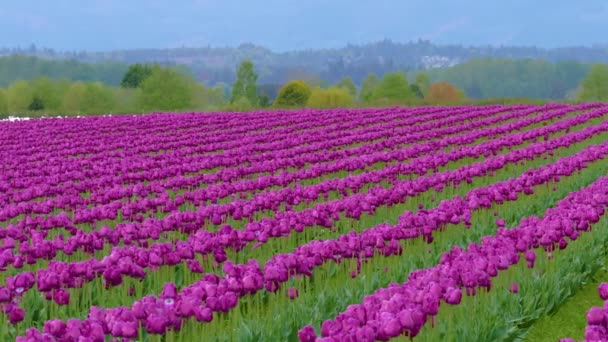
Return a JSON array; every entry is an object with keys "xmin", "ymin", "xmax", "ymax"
[{"xmin": 2, "ymin": 103, "xmax": 608, "ymax": 341}]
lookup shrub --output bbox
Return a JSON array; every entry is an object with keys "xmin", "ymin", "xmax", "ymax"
[{"xmin": 274, "ymin": 80, "xmax": 312, "ymax": 107}]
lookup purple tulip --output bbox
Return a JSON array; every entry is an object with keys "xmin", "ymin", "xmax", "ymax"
[
  {"xmin": 587, "ymin": 307, "xmax": 605, "ymax": 325},
  {"xmin": 9, "ymin": 307, "xmax": 25, "ymax": 324},
  {"xmin": 287, "ymin": 287, "xmax": 299, "ymax": 300},
  {"xmin": 298, "ymin": 325, "xmax": 317, "ymax": 342},
  {"xmin": 599, "ymin": 283, "xmax": 608, "ymax": 300},
  {"xmin": 53, "ymin": 289, "xmax": 70, "ymax": 306}
]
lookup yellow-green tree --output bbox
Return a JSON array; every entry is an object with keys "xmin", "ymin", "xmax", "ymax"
[
  {"xmin": 414, "ymin": 72, "xmax": 431, "ymax": 95},
  {"xmin": 82, "ymin": 82, "xmax": 116, "ymax": 113},
  {"xmin": 62, "ymin": 82, "xmax": 87, "ymax": 112},
  {"xmin": 336, "ymin": 76, "xmax": 357, "ymax": 98},
  {"xmin": 372, "ymin": 72, "xmax": 414, "ymax": 103},
  {"xmin": 31, "ymin": 77, "xmax": 69, "ymax": 111},
  {"xmin": 137, "ymin": 67, "xmax": 194, "ymax": 111},
  {"xmin": 359, "ymin": 73, "xmax": 378, "ymax": 103},
  {"xmin": 192, "ymin": 83, "xmax": 226, "ymax": 111},
  {"xmin": 231, "ymin": 59, "xmax": 258, "ymax": 105},
  {"xmin": 274, "ymin": 80, "xmax": 312, "ymax": 107},
  {"xmin": 306, "ymin": 86, "xmax": 354, "ymax": 108},
  {"xmin": 578, "ymin": 64, "xmax": 608, "ymax": 101},
  {"xmin": 0, "ymin": 89, "xmax": 7, "ymax": 114},
  {"xmin": 62, "ymin": 82, "xmax": 116, "ymax": 114},
  {"xmin": 7, "ymin": 80, "xmax": 34, "ymax": 112}
]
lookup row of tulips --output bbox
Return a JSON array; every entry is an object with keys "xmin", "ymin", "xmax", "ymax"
[
  {"xmin": 0, "ymin": 105, "xmax": 514, "ymax": 211},
  {"xmin": 18, "ymin": 103, "xmax": 584, "ymax": 220},
  {"xmin": 4, "ymin": 105, "xmax": 458, "ymax": 162},
  {"xmin": 6, "ymin": 130, "xmax": 608, "ymax": 340},
  {"xmin": 2, "ymin": 106, "xmax": 438, "ymax": 166},
  {"xmin": 0, "ymin": 106, "xmax": 474, "ymax": 190},
  {"xmin": 299, "ymin": 171, "xmax": 608, "ymax": 341},
  {"xmin": 4, "ymin": 109, "xmax": 607, "ymax": 273},
  {"xmin": 1, "ymin": 105, "xmax": 518, "ymax": 205},
  {"xmin": 1, "ymin": 103, "xmax": 589, "ymax": 233}
]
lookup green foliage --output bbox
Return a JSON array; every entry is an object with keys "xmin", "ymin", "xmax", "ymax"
[
  {"xmin": 62, "ymin": 82, "xmax": 87, "ymax": 112},
  {"xmin": 425, "ymin": 58, "xmax": 590, "ymax": 100},
  {"xmin": 83, "ymin": 82, "xmax": 116, "ymax": 113},
  {"xmin": 0, "ymin": 55, "xmax": 128, "ymax": 87},
  {"xmin": 226, "ymin": 97, "xmax": 255, "ymax": 112},
  {"xmin": 120, "ymin": 64, "xmax": 154, "ymax": 88},
  {"xmin": 359, "ymin": 73, "xmax": 378, "ymax": 103},
  {"xmin": 30, "ymin": 77, "xmax": 69, "ymax": 111},
  {"xmin": 414, "ymin": 72, "xmax": 431, "ymax": 95},
  {"xmin": 372, "ymin": 72, "xmax": 413, "ymax": 102},
  {"xmin": 306, "ymin": 86, "xmax": 354, "ymax": 108},
  {"xmin": 578, "ymin": 64, "xmax": 608, "ymax": 101},
  {"xmin": 410, "ymin": 84, "xmax": 424, "ymax": 99},
  {"xmin": 137, "ymin": 67, "xmax": 194, "ymax": 111},
  {"xmin": 7, "ymin": 80, "xmax": 34, "ymax": 112},
  {"xmin": 191, "ymin": 83, "xmax": 227, "ymax": 112},
  {"xmin": 0, "ymin": 89, "xmax": 7, "ymax": 114},
  {"xmin": 61, "ymin": 82, "xmax": 116, "ymax": 113},
  {"xmin": 27, "ymin": 97, "xmax": 44, "ymax": 111},
  {"xmin": 231, "ymin": 59, "xmax": 259, "ymax": 105},
  {"xmin": 0, "ymin": 65, "xmax": 228, "ymax": 116},
  {"xmin": 258, "ymin": 92, "xmax": 271, "ymax": 107},
  {"xmin": 111, "ymin": 87, "xmax": 137, "ymax": 113},
  {"xmin": 274, "ymin": 80, "xmax": 312, "ymax": 107},
  {"xmin": 335, "ymin": 76, "xmax": 357, "ymax": 98}
]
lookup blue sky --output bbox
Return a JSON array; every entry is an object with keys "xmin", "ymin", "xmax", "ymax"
[{"xmin": 1, "ymin": 1, "xmax": 607, "ymax": 51}]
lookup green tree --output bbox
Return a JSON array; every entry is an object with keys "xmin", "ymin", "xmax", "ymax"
[
  {"xmin": 306, "ymin": 86, "xmax": 354, "ymax": 108},
  {"xmin": 28, "ymin": 97, "xmax": 44, "ymax": 111},
  {"xmin": 258, "ymin": 92, "xmax": 271, "ymax": 107},
  {"xmin": 7, "ymin": 80, "xmax": 34, "ymax": 112},
  {"xmin": 274, "ymin": 80, "xmax": 312, "ymax": 107},
  {"xmin": 578, "ymin": 64, "xmax": 608, "ymax": 101},
  {"xmin": 0, "ymin": 89, "xmax": 7, "ymax": 114},
  {"xmin": 62, "ymin": 82, "xmax": 87, "ymax": 112},
  {"xmin": 373, "ymin": 72, "xmax": 413, "ymax": 102},
  {"xmin": 359, "ymin": 73, "xmax": 378, "ymax": 103},
  {"xmin": 82, "ymin": 82, "xmax": 116, "ymax": 113},
  {"xmin": 137, "ymin": 67, "xmax": 194, "ymax": 111},
  {"xmin": 112, "ymin": 87, "xmax": 137, "ymax": 113},
  {"xmin": 206, "ymin": 85, "xmax": 228, "ymax": 108},
  {"xmin": 231, "ymin": 59, "xmax": 258, "ymax": 105},
  {"xmin": 191, "ymin": 83, "xmax": 228, "ymax": 111},
  {"xmin": 121, "ymin": 64, "xmax": 154, "ymax": 88},
  {"xmin": 414, "ymin": 72, "xmax": 431, "ymax": 95},
  {"xmin": 31, "ymin": 77, "xmax": 68, "ymax": 111},
  {"xmin": 336, "ymin": 76, "xmax": 357, "ymax": 98},
  {"xmin": 226, "ymin": 97, "xmax": 254, "ymax": 112},
  {"xmin": 410, "ymin": 84, "xmax": 424, "ymax": 99}
]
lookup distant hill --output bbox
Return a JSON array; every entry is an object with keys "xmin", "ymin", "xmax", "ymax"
[{"xmin": 2, "ymin": 40, "xmax": 608, "ymax": 87}]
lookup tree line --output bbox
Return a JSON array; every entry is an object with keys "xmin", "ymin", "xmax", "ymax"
[
  {"xmin": 0, "ymin": 54, "xmax": 601, "ymax": 102},
  {"xmin": 0, "ymin": 65, "xmax": 226, "ymax": 116},
  {"xmin": 1, "ymin": 58, "xmax": 607, "ymax": 117}
]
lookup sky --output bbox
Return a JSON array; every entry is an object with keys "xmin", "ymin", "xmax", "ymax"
[{"xmin": 1, "ymin": 0, "xmax": 607, "ymax": 52}]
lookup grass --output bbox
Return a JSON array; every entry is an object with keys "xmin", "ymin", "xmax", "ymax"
[{"xmin": 522, "ymin": 261, "xmax": 608, "ymax": 341}]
